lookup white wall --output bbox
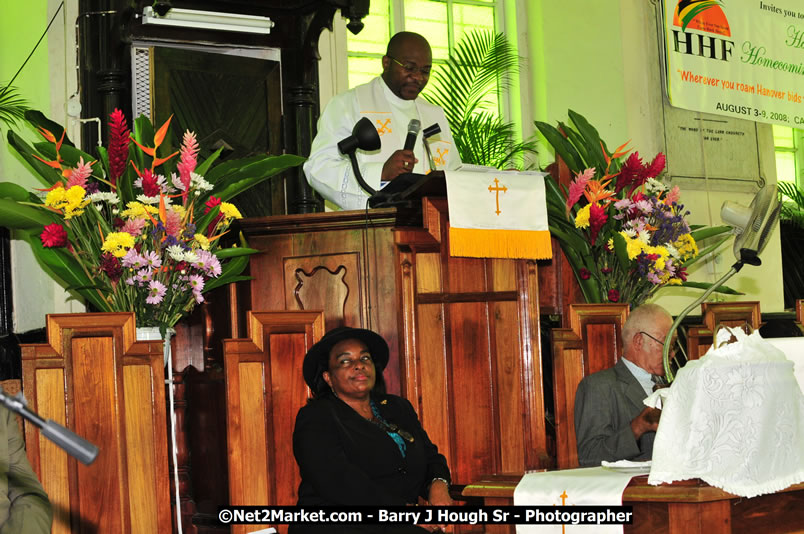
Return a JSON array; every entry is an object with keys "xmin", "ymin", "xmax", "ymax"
[{"xmin": 1, "ymin": 0, "xmax": 84, "ymax": 332}]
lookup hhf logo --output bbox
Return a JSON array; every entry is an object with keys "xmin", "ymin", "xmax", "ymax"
[{"xmin": 671, "ymin": 1, "xmax": 734, "ymax": 61}]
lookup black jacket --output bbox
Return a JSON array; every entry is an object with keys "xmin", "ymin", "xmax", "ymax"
[{"xmin": 292, "ymin": 393, "xmax": 451, "ymax": 507}]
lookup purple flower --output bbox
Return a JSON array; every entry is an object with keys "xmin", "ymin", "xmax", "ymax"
[
  {"xmin": 142, "ymin": 250, "xmax": 162, "ymax": 268},
  {"xmin": 122, "ymin": 248, "xmax": 145, "ymax": 269},
  {"xmin": 146, "ymin": 280, "xmax": 167, "ymax": 304}
]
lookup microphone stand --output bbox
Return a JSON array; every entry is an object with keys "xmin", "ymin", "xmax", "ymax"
[
  {"xmin": 662, "ymin": 252, "xmax": 757, "ymax": 382},
  {"xmin": 0, "ymin": 388, "xmax": 99, "ymax": 465}
]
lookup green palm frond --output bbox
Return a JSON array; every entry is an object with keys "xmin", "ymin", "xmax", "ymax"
[
  {"xmin": 424, "ymin": 30, "xmax": 537, "ymax": 169},
  {"xmin": 0, "ymin": 84, "xmax": 28, "ymax": 129},
  {"xmin": 778, "ymin": 181, "xmax": 804, "ymax": 228}
]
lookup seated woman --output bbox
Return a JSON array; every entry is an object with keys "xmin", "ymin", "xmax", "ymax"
[{"xmin": 291, "ymin": 326, "xmax": 453, "ymax": 534}]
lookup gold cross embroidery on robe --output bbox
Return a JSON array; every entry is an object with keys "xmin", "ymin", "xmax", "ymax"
[
  {"xmin": 375, "ymin": 118, "xmax": 392, "ymax": 135},
  {"xmin": 434, "ymin": 147, "xmax": 448, "ymax": 166}
]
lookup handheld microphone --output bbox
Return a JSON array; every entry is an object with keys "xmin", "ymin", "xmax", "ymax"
[{"xmin": 403, "ymin": 119, "xmax": 421, "ymax": 152}]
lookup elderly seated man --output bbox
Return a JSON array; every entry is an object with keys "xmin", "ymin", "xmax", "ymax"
[{"xmin": 574, "ymin": 303, "xmax": 673, "ymax": 467}]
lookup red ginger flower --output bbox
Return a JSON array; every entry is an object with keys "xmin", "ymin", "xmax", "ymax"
[
  {"xmin": 141, "ymin": 169, "xmax": 160, "ymax": 197},
  {"xmin": 204, "ymin": 196, "xmax": 224, "ymax": 236},
  {"xmin": 614, "ymin": 152, "xmax": 643, "ymax": 194},
  {"xmin": 100, "ymin": 253, "xmax": 123, "ymax": 282},
  {"xmin": 644, "ymin": 152, "xmax": 666, "ymax": 179},
  {"xmin": 40, "ymin": 223, "xmax": 68, "ymax": 248},
  {"xmin": 108, "ymin": 109, "xmax": 130, "ymax": 186},
  {"xmin": 588, "ymin": 203, "xmax": 608, "ymax": 244}
]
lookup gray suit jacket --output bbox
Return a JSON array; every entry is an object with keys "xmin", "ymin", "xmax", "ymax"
[
  {"xmin": 574, "ymin": 359, "xmax": 655, "ymax": 467},
  {"xmin": 0, "ymin": 406, "xmax": 52, "ymax": 533}
]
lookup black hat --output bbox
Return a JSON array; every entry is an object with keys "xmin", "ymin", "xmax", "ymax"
[{"xmin": 302, "ymin": 326, "xmax": 389, "ymax": 389}]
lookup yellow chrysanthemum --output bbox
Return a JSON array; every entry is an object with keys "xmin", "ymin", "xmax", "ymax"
[
  {"xmin": 121, "ymin": 201, "xmax": 159, "ymax": 219},
  {"xmin": 194, "ymin": 234, "xmax": 211, "ymax": 250},
  {"xmin": 101, "ymin": 232, "xmax": 136, "ymax": 258},
  {"xmin": 171, "ymin": 204, "xmax": 186, "ymax": 218},
  {"xmin": 623, "ymin": 233, "xmax": 646, "ymax": 259},
  {"xmin": 667, "ymin": 278, "xmax": 683, "ymax": 285},
  {"xmin": 574, "ymin": 204, "xmax": 591, "ymax": 229},
  {"xmin": 673, "ymin": 234, "xmax": 698, "ymax": 260},
  {"xmin": 219, "ymin": 202, "xmax": 242, "ymax": 220},
  {"xmin": 44, "ymin": 187, "xmax": 66, "ymax": 209}
]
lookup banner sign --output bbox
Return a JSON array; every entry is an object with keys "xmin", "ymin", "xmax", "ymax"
[{"xmin": 664, "ymin": 0, "xmax": 804, "ymax": 128}]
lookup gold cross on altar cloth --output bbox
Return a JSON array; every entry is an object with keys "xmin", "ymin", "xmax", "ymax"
[
  {"xmin": 488, "ymin": 178, "xmax": 507, "ymax": 215},
  {"xmin": 375, "ymin": 118, "xmax": 392, "ymax": 135},
  {"xmin": 559, "ymin": 490, "xmax": 569, "ymax": 534}
]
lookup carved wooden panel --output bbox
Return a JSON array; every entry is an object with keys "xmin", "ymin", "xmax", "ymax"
[
  {"xmin": 223, "ymin": 311, "xmax": 324, "ymax": 534},
  {"xmin": 239, "ymin": 210, "xmax": 401, "ymax": 394},
  {"xmin": 686, "ymin": 301, "xmax": 761, "ymax": 360},
  {"xmin": 551, "ymin": 304, "xmax": 630, "ymax": 469},
  {"xmin": 20, "ymin": 313, "xmax": 170, "ymax": 534},
  {"xmin": 284, "ymin": 253, "xmax": 358, "ymax": 332},
  {"xmin": 396, "ymin": 197, "xmax": 550, "ymax": 517}
]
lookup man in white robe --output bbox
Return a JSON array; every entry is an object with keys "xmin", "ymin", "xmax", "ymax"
[{"xmin": 304, "ymin": 32, "xmax": 462, "ymax": 211}]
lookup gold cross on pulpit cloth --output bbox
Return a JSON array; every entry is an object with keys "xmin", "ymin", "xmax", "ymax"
[
  {"xmin": 488, "ymin": 178, "xmax": 508, "ymax": 215},
  {"xmin": 443, "ymin": 168, "xmax": 553, "ymax": 260}
]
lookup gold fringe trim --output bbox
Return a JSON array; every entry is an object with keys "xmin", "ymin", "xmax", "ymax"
[{"xmin": 449, "ymin": 228, "xmax": 553, "ymax": 259}]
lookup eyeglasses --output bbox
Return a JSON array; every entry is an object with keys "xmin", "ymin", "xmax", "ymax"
[
  {"xmin": 640, "ymin": 331, "xmax": 678, "ymax": 348},
  {"xmin": 334, "ymin": 354, "xmax": 374, "ymax": 370},
  {"xmin": 388, "ymin": 56, "xmax": 432, "ymax": 76}
]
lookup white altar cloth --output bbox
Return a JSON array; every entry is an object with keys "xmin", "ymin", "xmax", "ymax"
[{"xmin": 513, "ymin": 467, "xmax": 634, "ymax": 533}]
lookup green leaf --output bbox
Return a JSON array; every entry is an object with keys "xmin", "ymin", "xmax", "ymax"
[
  {"xmin": 0, "ymin": 182, "xmax": 32, "ymax": 201},
  {"xmin": 0, "ymin": 198, "xmax": 57, "ymax": 229},
  {"xmin": 18, "ymin": 230, "xmax": 111, "ymax": 311},
  {"xmin": 24, "ymin": 110, "xmax": 75, "ymax": 147},
  {"xmin": 6, "ymin": 130, "xmax": 64, "ymax": 186},
  {"xmin": 678, "ymin": 281, "xmax": 743, "ymax": 295},
  {"xmin": 681, "ymin": 234, "xmax": 732, "ymax": 268},
  {"xmin": 214, "ymin": 247, "xmax": 259, "ymax": 260},
  {"xmin": 568, "ymin": 109, "xmax": 609, "ymax": 170},
  {"xmin": 534, "ymin": 120, "xmax": 583, "ymax": 171},
  {"xmin": 196, "ymin": 147, "xmax": 223, "ymax": 176},
  {"xmin": 690, "ymin": 225, "xmax": 732, "ymax": 241},
  {"xmin": 612, "ymin": 232, "xmax": 631, "ymax": 272},
  {"xmin": 208, "ymin": 154, "xmax": 306, "ymax": 203}
]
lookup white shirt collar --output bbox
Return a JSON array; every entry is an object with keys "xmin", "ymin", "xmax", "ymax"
[
  {"xmin": 379, "ymin": 77, "xmax": 418, "ymax": 111},
  {"xmin": 621, "ymin": 356, "xmax": 654, "ymax": 396}
]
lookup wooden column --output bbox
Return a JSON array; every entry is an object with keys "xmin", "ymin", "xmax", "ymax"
[
  {"xmin": 224, "ymin": 311, "xmax": 325, "ymax": 534},
  {"xmin": 395, "ymin": 198, "xmax": 550, "ymax": 497},
  {"xmin": 21, "ymin": 312, "xmax": 171, "ymax": 534},
  {"xmin": 551, "ymin": 304, "xmax": 630, "ymax": 469}
]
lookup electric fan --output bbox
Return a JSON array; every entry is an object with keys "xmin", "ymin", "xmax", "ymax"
[{"xmin": 662, "ymin": 183, "xmax": 782, "ymax": 381}]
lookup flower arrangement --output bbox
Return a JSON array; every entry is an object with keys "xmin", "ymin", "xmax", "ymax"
[
  {"xmin": 535, "ymin": 110, "xmax": 736, "ymax": 307},
  {"xmin": 1, "ymin": 109, "xmax": 304, "ymax": 331}
]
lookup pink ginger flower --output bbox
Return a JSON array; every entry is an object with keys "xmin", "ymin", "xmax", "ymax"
[
  {"xmin": 566, "ymin": 168, "xmax": 594, "ymax": 214},
  {"xmin": 120, "ymin": 218, "xmax": 147, "ymax": 237},
  {"xmin": 108, "ymin": 109, "xmax": 130, "ymax": 186},
  {"xmin": 665, "ymin": 185, "xmax": 681, "ymax": 205},
  {"xmin": 164, "ymin": 209, "xmax": 183, "ymax": 237},
  {"xmin": 177, "ymin": 131, "xmax": 199, "ymax": 204},
  {"xmin": 65, "ymin": 157, "xmax": 94, "ymax": 189}
]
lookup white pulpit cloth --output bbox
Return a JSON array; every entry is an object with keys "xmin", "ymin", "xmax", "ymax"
[
  {"xmin": 647, "ymin": 327, "xmax": 804, "ymax": 497},
  {"xmin": 513, "ymin": 467, "xmax": 635, "ymax": 533}
]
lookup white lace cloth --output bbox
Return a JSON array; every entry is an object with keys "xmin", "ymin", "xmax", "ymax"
[{"xmin": 646, "ymin": 328, "xmax": 804, "ymax": 497}]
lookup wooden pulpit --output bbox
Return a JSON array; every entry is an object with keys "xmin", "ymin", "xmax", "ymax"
[{"xmin": 225, "ymin": 194, "xmax": 551, "ymax": 532}]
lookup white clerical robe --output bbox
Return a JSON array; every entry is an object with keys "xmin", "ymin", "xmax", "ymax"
[{"xmin": 303, "ymin": 77, "xmax": 462, "ymax": 211}]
